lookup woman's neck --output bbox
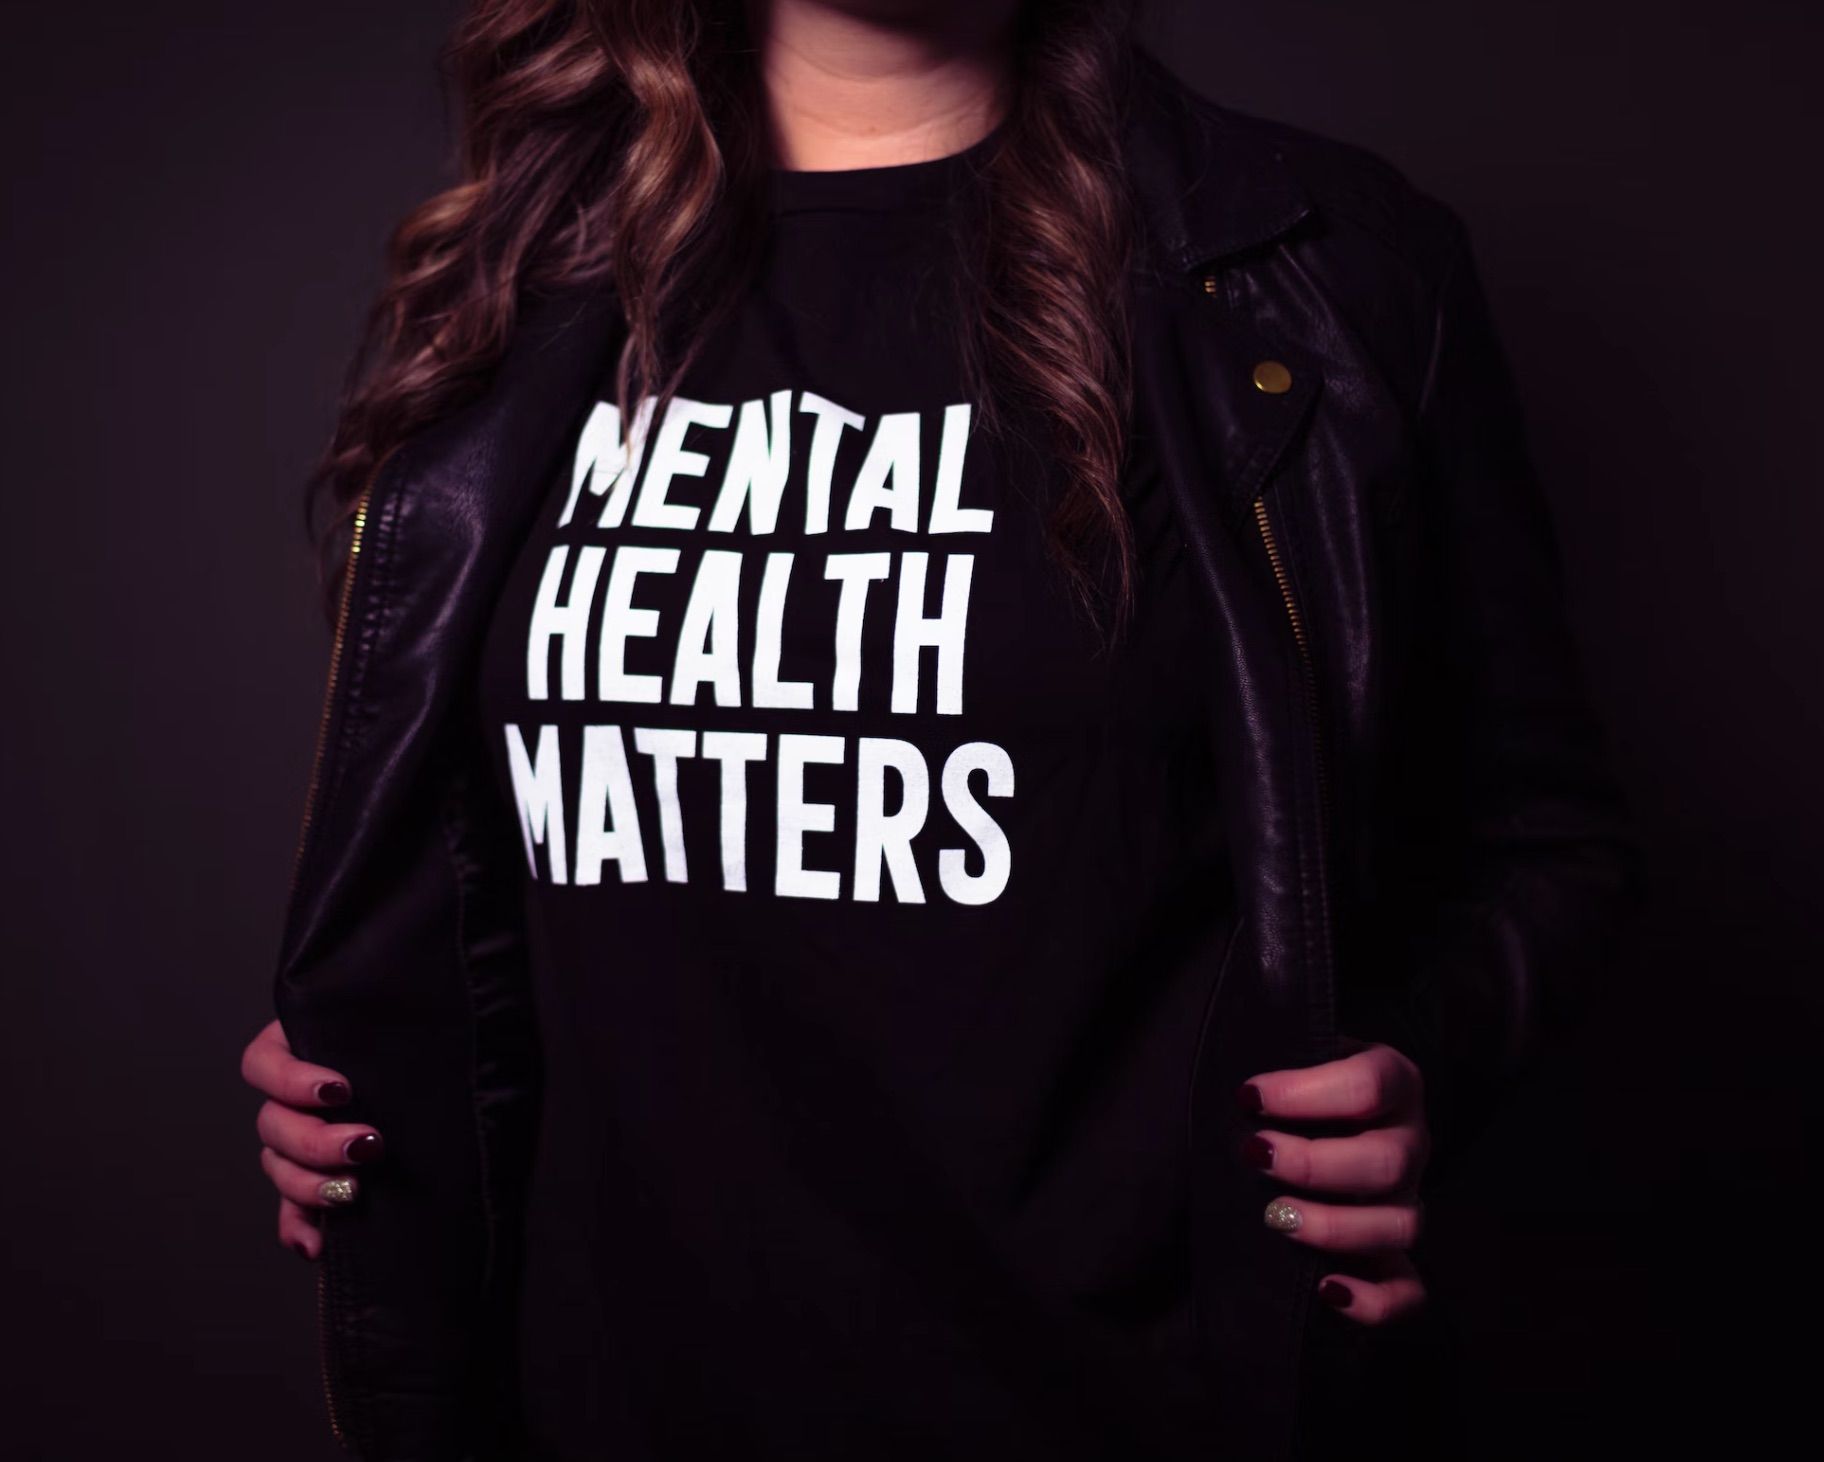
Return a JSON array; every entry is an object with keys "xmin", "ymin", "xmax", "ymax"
[{"xmin": 746, "ymin": 0, "xmax": 1018, "ymax": 171}]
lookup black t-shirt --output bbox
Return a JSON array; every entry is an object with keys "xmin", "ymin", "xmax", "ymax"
[{"xmin": 475, "ymin": 123, "xmax": 1237, "ymax": 1461}]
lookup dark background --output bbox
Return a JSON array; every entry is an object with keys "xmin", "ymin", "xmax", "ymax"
[{"xmin": 2, "ymin": 1, "xmax": 1815, "ymax": 1455}]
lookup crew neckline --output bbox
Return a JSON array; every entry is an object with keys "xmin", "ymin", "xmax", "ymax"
[{"xmin": 767, "ymin": 115, "xmax": 1008, "ymax": 216}]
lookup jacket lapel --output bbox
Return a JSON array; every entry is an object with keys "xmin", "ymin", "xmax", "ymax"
[
  {"xmin": 1121, "ymin": 48, "xmax": 1324, "ymax": 518},
  {"xmin": 285, "ymin": 285, "xmax": 626, "ymax": 968}
]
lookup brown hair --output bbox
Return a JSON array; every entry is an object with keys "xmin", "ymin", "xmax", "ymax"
[{"xmin": 312, "ymin": 0, "xmax": 1140, "ymax": 639}]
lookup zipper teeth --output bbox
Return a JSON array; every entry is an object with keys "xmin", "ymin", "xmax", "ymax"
[
  {"xmin": 1201, "ymin": 264, "xmax": 1330, "ymax": 833},
  {"xmin": 289, "ymin": 483, "xmax": 372, "ymax": 1451},
  {"xmin": 1252, "ymin": 495, "xmax": 1332, "ymax": 829},
  {"xmin": 316, "ymin": 1238, "xmax": 350, "ymax": 1450},
  {"xmin": 288, "ymin": 488, "xmax": 373, "ymax": 901}
]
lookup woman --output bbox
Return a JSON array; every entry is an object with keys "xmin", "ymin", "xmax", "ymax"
[{"xmin": 240, "ymin": 1, "xmax": 1640, "ymax": 1458}]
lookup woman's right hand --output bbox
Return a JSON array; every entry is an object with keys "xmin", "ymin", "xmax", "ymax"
[{"xmin": 239, "ymin": 1017, "xmax": 386, "ymax": 1260}]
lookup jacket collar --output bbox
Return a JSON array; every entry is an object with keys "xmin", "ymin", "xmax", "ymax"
[{"xmin": 1120, "ymin": 47, "xmax": 1315, "ymax": 273}]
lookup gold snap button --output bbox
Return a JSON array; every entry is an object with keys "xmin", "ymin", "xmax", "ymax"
[{"xmin": 1252, "ymin": 359, "xmax": 1293, "ymax": 395}]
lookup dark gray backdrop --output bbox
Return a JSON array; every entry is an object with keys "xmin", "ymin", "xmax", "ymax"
[{"xmin": 2, "ymin": 2, "xmax": 1815, "ymax": 1456}]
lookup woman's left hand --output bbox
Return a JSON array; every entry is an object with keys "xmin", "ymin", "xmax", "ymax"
[{"xmin": 1237, "ymin": 1035, "xmax": 1430, "ymax": 1326}]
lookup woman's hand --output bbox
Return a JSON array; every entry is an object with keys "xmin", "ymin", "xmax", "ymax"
[
  {"xmin": 1237, "ymin": 1036, "xmax": 1430, "ymax": 1326},
  {"xmin": 239, "ymin": 1018, "xmax": 386, "ymax": 1261}
]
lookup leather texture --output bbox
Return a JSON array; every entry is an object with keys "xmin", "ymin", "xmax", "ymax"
[{"xmin": 273, "ymin": 44, "xmax": 1643, "ymax": 1461}]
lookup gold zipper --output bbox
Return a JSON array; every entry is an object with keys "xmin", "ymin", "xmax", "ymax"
[
  {"xmin": 1251, "ymin": 494, "xmax": 1332, "ymax": 837},
  {"xmin": 288, "ymin": 486, "xmax": 374, "ymax": 900},
  {"xmin": 288, "ymin": 479, "xmax": 375, "ymax": 1451},
  {"xmin": 315, "ymin": 1237, "xmax": 352, "ymax": 1451},
  {"xmin": 1200, "ymin": 271, "xmax": 1331, "ymax": 838}
]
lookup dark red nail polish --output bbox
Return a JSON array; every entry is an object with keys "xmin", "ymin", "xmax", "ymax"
[
  {"xmin": 343, "ymin": 1132, "xmax": 384, "ymax": 1164},
  {"xmin": 316, "ymin": 1080, "xmax": 350, "ymax": 1106},
  {"xmin": 1236, "ymin": 1082, "xmax": 1263, "ymax": 1115},
  {"xmin": 1318, "ymin": 1280, "xmax": 1353, "ymax": 1309},
  {"xmin": 1241, "ymin": 1134, "xmax": 1274, "ymax": 1170}
]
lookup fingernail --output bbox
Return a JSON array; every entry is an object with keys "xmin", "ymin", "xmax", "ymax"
[
  {"xmin": 1263, "ymin": 1199, "xmax": 1302, "ymax": 1233},
  {"xmin": 289, "ymin": 1240, "xmax": 315, "ymax": 1262},
  {"xmin": 343, "ymin": 1132, "xmax": 384, "ymax": 1164},
  {"xmin": 319, "ymin": 1177, "xmax": 357, "ymax": 1205},
  {"xmin": 1236, "ymin": 1082, "xmax": 1263, "ymax": 1115},
  {"xmin": 1241, "ymin": 1134, "xmax": 1274, "ymax": 1171},
  {"xmin": 316, "ymin": 1080, "xmax": 351, "ymax": 1106},
  {"xmin": 1318, "ymin": 1279, "xmax": 1353, "ymax": 1309}
]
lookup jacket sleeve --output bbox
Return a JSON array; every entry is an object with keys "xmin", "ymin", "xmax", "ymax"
[
  {"xmin": 273, "ymin": 459, "xmax": 542, "ymax": 1459},
  {"xmin": 1337, "ymin": 210, "xmax": 1646, "ymax": 1190}
]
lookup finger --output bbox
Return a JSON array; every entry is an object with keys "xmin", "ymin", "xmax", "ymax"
[
  {"xmin": 1241, "ymin": 1042, "xmax": 1420, "ymax": 1125},
  {"xmin": 278, "ymin": 1196, "xmax": 323, "ymax": 1261},
  {"xmin": 1244, "ymin": 1125, "xmax": 1425, "ymax": 1198},
  {"xmin": 256, "ymin": 1100, "xmax": 385, "ymax": 1172},
  {"xmin": 260, "ymin": 1144, "xmax": 361, "ymax": 1210},
  {"xmin": 241, "ymin": 1018, "xmax": 354, "ymax": 1110},
  {"xmin": 1316, "ymin": 1253, "xmax": 1429, "ymax": 1326},
  {"xmin": 1261, "ymin": 1194, "xmax": 1423, "ymax": 1253}
]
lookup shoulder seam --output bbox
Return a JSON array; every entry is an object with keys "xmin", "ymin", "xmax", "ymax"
[{"xmin": 1416, "ymin": 212, "xmax": 1474, "ymax": 421}]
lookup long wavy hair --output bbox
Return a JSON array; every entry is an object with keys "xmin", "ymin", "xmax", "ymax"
[{"xmin": 311, "ymin": 0, "xmax": 1142, "ymax": 639}]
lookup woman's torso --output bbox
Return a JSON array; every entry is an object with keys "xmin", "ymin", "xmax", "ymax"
[{"xmin": 473, "ymin": 128, "xmax": 1239, "ymax": 1461}]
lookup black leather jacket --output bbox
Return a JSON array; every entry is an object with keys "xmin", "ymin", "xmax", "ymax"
[{"xmin": 273, "ymin": 46, "xmax": 1642, "ymax": 1462}]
